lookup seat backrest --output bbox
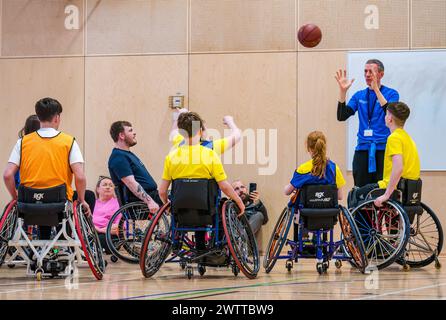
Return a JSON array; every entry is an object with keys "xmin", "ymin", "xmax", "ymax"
[
  {"xmin": 299, "ymin": 184, "xmax": 339, "ymax": 230},
  {"xmin": 398, "ymin": 178, "xmax": 422, "ymax": 206},
  {"xmin": 300, "ymin": 184, "xmax": 338, "ymax": 209},
  {"xmin": 171, "ymin": 179, "xmax": 219, "ymax": 227},
  {"xmin": 17, "ymin": 184, "xmax": 67, "ymax": 226}
]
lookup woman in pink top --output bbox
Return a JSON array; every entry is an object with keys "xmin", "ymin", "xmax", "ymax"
[{"xmin": 93, "ymin": 176, "xmax": 120, "ymax": 254}]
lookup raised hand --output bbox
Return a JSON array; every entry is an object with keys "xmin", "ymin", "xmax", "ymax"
[{"xmin": 335, "ymin": 69, "xmax": 355, "ymax": 93}]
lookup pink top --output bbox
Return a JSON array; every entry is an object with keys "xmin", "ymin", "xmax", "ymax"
[{"xmin": 92, "ymin": 197, "xmax": 121, "ymax": 230}]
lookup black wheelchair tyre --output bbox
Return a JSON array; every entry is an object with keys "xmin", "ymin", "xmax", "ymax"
[
  {"xmin": 0, "ymin": 202, "xmax": 18, "ymax": 267},
  {"xmin": 338, "ymin": 206, "xmax": 368, "ymax": 273},
  {"xmin": 139, "ymin": 203, "xmax": 172, "ymax": 278},
  {"xmin": 350, "ymin": 199, "xmax": 410, "ymax": 270},
  {"xmin": 106, "ymin": 202, "xmax": 152, "ymax": 264},
  {"xmin": 396, "ymin": 202, "xmax": 443, "ymax": 268},
  {"xmin": 263, "ymin": 207, "xmax": 293, "ymax": 273},
  {"xmin": 222, "ymin": 201, "xmax": 260, "ymax": 279}
]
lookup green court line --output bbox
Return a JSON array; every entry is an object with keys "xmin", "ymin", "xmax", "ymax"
[{"xmin": 150, "ymin": 278, "xmax": 299, "ymax": 300}]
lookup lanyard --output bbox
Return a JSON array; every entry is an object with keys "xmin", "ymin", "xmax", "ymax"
[{"xmin": 366, "ymin": 88, "xmax": 379, "ymax": 128}]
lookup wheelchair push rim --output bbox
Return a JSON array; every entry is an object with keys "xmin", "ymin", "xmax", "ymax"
[
  {"xmin": 396, "ymin": 202, "xmax": 443, "ymax": 268},
  {"xmin": 0, "ymin": 200, "xmax": 18, "ymax": 267},
  {"xmin": 105, "ymin": 201, "xmax": 153, "ymax": 264},
  {"xmin": 222, "ymin": 200, "xmax": 260, "ymax": 279},
  {"xmin": 73, "ymin": 202, "xmax": 106, "ymax": 280},
  {"xmin": 350, "ymin": 199, "xmax": 410, "ymax": 270},
  {"xmin": 338, "ymin": 206, "xmax": 368, "ymax": 273},
  {"xmin": 263, "ymin": 206, "xmax": 293, "ymax": 273},
  {"xmin": 139, "ymin": 202, "xmax": 172, "ymax": 278}
]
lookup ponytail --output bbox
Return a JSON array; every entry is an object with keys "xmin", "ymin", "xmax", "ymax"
[{"xmin": 307, "ymin": 131, "xmax": 327, "ymax": 179}]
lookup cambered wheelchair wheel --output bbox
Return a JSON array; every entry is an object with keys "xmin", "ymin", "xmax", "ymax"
[
  {"xmin": 139, "ymin": 202, "xmax": 172, "ymax": 278},
  {"xmin": 222, "ymin": 200, "xmax": 260, "ymax": 279},
  {"xmin": 350, "ymin": 199, "xmax": 410, "ymax": 270},
  {"xmin": 338, "ymin": 206, "xmax": 368, "ymax": 273},
  {"xmin": 0, "ymin": 201, "xmax": 18, "ymax": 267},
  {"xmin": 73, "ymin": 202, "xmax": 106, "ymax": 280},
  {"xmin": 106, "ymin": 201, "xmax": 153, "ymax": 264},
  {"xmin": 263, "ymin": 207, "xmax": 293, "ymax": 273},
  {"xmin": 396, "ymin": 202, "xmax": 443, "ymax": 268}
]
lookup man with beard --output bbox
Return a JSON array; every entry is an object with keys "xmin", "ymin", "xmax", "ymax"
[
  {"xmin": 231, "ymin": 180, "xmax": 268, "ymax": 234},
  {"xmin": 108, "ymin": 121, "xmax": 161, "ymax": 213}
]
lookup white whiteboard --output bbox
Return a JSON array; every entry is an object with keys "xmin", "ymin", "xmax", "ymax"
[{"xmin": 347, "ymin": 50, "xmax": 446, "ymax": 171}]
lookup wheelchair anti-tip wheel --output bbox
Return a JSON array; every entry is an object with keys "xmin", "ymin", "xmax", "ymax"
[
  {"xmin": 106, "ymin": 202, "xmax": 153, "ymax": 264},
  {"xmin": 74, "ymin": 202, "xmax": 106, "ymax": 280},
  {"xmin": 349, "ymin": 199, "xmax": 410, "ymax": 270},
  {"xmin": 0, "ymin": 201, "xmax": 18, "ymax": 267},
  {"xmin": 139, "ymin": 202, "xmax": 172, "ymax": 278},
  {"xmin": 263, "ymin": 207, "xmax": 293, "ymax": 273},
  {"xmin": 396, "ymin": 202, "xmax": 443, "ymax": 268},
  {"xmin": 222, "ymin": 200, "xmax": 260, "ymax": 279}
]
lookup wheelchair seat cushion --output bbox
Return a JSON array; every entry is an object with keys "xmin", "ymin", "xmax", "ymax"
[{"xmin": 300, "ymin": 208, "xmax": 340, "ymax": 230}]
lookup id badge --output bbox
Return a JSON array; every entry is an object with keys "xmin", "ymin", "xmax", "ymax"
[{"xmin": 364, "ymin": 129, "xmax": 373, "ymax": 137}]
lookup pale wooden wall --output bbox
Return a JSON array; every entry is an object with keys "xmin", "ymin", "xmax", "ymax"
[{"xmin": 1, "ymin": 0, "xmax": 445, "ymax": 251}]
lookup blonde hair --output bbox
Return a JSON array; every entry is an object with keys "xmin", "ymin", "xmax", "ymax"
[{"xmin": 306, "ymin": 131, "xmax": 328, "ymax": 179}]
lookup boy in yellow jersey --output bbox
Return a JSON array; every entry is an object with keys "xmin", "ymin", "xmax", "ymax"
[
  {"xmin": 3, "ymin": 98, "xmax": 89, "ymax": 241},
  {"xmin": 169, "ymin": 108, "xmax": 241, "ymax": 155},
  {"xmin": 354, "ymin": 102, "xmax": 420, "ymax": 207},
  {"xmin": 159, "ymin": 112, "xmax": 244, "ymax": 254},
  {"xmin": 374, "ymin": 102, "xmax": 420, "ymax": 207}
]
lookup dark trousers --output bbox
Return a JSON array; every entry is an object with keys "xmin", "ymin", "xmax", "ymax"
[
  {"xmin": 352, "ymin": 150, "xmax": 385, "ymax": 187},
  {"xmin": 39, "ymin": 190, "xmax": 96, "ymax": 240}
]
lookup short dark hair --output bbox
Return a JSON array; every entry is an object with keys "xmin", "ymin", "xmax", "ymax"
[
  {"xmin": 19, "ymin": 114, "xmax": 40, "ymax": 138},
  {"xmin": 366, "ymin": 59, "xmax": 385, "ymax": 72},
  {"xmin": 387, "ymin": 102, "xmax": 410, "ymax": 126},
  {"xmin": 35, "ymin": 97, "xmax": 62, "ymax": 122},
  {"xmin": 177, "ymin": 112, "xmax": 204, "ymax": 138},
  {"xmin": 110, "ymin": 121, "xmax": 132, "ymax": 142}
]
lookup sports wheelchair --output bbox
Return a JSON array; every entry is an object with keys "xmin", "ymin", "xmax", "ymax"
[
  {"xmin": 105, "ymin": 185, "xmax": 153, "ymax": 263},
  {"xmin": 139, "ymin": 179, "xmax": 260, "ymax": 279},
  {"xmin": 348, "ymin": 178, "xmax": 443, "ymax": 270},
  {"xmin": 263, "ymin": 184, "xmax": 368, "ymax": 275},
  {"xmin": 0, "ymin": 184, "xmax": 105, "ymax": 280}
]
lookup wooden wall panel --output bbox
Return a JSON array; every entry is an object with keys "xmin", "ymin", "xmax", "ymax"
[
  {"xmin": 297, "ymin": 51, "xmax": 347, "ymax": 183},
  {"xmin": 0, "ymin": 57, "xmax": 84, "ymax": 204},
  {"xmin": 412, "ymin": 0, "xmax": 446, "ymax": 48},
  {"xmin": 84, "ymin": 55, "xmax": 188, "ymax": 191},
  {"xmin": 189, "ymin": 52, "xmax": 297, "ymax": 250},
  {"xmin": 191, "ymin": 0, "xmax": 295, "ymax": 52},
  {"xmin": 1, "ymin": 0, "xmax": 84, "ymax": 57},
  {"xmin": 298, "ymin": 0, "xmax": 409, "ymax": 50},
  {"xmin": 86, "ymin": 0, "xmax": 187, "ymax": 55}
]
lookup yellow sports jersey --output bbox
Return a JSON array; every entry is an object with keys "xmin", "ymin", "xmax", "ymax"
[
  {"xmin": 291, "ymin": 159, "xmax": 346, "ymax": 189},
  {"xmin": 162, "ymin": 144, "xmax": 228, "ymax": 182},
  {"xmin": 20, "ymin": 131, "xmax": 75, "ymax": 200},
  {"xmin": 172, "ymin": 133, "xmax": 229, "ymax": 155},
  {"xmin": 378, "ymin": 128, "xmax": 420, "ymax": 189}
]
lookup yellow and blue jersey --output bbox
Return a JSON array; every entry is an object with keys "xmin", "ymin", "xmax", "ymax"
[{"xmin": 288, "ymin": 159, "xmax": 345, "ymax": 208}]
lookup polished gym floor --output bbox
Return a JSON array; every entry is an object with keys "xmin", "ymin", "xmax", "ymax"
[{"xmin": 0, "ymin": 255, "xmax": 445, "ymax": 300}]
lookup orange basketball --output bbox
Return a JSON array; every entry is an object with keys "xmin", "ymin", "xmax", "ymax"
[{"xmin": 297, "ymin": 24, "xmax": 322, "ymax": 48}]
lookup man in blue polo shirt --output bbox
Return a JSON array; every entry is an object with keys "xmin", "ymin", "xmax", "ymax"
[
  {"xmin": 108, "ymin": 121, "xmax": 161, "ymax": 213},
  {"xmin": 335, "ymin": 59, "xmax": 399, "ymax": 187}
]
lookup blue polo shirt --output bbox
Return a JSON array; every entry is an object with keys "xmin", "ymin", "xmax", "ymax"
[
  {"xmin": 108, "ymin": 148, "xmax": 157, "ymax": 192},
  {"xmin": 347, "ymin": 85, "xmax": 399, "ymax": 151}
]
